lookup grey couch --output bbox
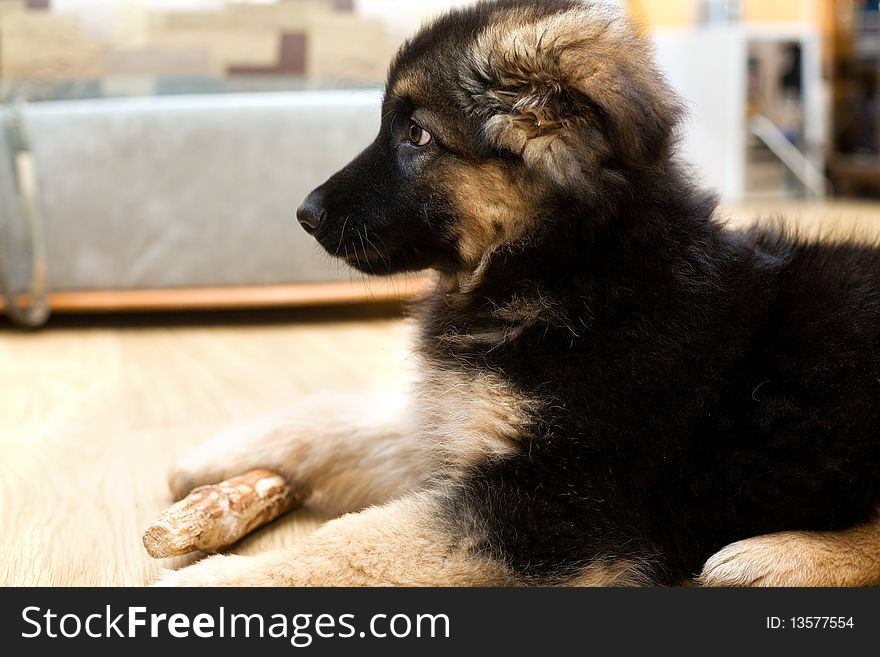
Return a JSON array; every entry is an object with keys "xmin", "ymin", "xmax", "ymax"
[{"xmin": 1, "ymin": 89, "xmax": 384, "ymax": 313}]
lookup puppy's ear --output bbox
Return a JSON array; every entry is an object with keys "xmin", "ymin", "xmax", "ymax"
[{"xmin": 463, "ymin": 6, "xmax": 681, "ymax": 189}]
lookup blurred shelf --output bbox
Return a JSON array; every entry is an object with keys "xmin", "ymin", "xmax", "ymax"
[
  {"xmin": 829, "ymin": 155, "xmax": 880, "ymax": 193},
  {"xmin": 830, "ymin": 1, "xmax": 880, "ymax": 195}
]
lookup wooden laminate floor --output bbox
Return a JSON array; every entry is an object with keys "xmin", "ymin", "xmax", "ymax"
[{"xmin": 0, "ymin": 309, "xmax": 413, "ymax": 585}]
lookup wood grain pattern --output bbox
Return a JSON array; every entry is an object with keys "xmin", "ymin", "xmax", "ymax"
[{"xmin": 0, "ymin": 312, "xmax": 413, "ymax": 585}]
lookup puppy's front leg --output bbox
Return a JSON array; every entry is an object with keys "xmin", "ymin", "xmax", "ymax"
[
  {"xmin": 155, "ymin": 492, "xmax": 512, "ymax": 586},
  {"xmin": 169, "ymin": 391, "xmax": 427, "ymax": 515}
]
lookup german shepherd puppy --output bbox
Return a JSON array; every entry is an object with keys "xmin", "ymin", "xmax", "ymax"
[{"xmin": 159, "ymin": 0, "xmax": 880, "ymax": 586}]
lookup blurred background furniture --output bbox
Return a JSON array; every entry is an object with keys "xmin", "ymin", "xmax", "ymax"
[
  {"xmin": 829, "ymin": 0, "xmax": 880, "ymax": 195},
  {"xmin": 654, "ymin": 22, "xmax": 825, "ymax": 202}
]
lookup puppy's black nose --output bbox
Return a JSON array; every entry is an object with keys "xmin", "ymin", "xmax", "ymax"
[{"xmin": 296, "ymin": 190, "xmax": 326, "ymax": 235}]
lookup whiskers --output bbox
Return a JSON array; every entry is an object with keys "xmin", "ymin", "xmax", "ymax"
[
  {"xmin": 333, "ymin": 214, "xmax": 351, "ymax": 258},
  {"xmin": 321, "ymin": 214, "xmax": 401, "ymax": 299}
]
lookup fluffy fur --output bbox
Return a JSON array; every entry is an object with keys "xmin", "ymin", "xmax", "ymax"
[{"xmin": 160, "ymin": 0, "xmax": 880, "ymax": 586}]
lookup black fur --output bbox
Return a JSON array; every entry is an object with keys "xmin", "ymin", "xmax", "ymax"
[{"xmin": 299, "ymin": 0, "xmax": 880, "ymax": 584}]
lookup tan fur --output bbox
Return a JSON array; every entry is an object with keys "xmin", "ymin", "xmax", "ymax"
[
  {"xmin": 566, "ymin": 560, "xmax": 654, "ymax": 587},
  {"xmin": 462, "ymin": 3, "xmax": 677, "ymax": 185},
  {"xmin": 699, "ymin": 515, "xmax": 880, "ymax": 586},
  {"xmin": 169, "ymin": 366, "xmax": 540, "ymax": 518},
  {"xmin": 388, "ymin": 71, "xmax": 421, "ymax": 104},
  {"xmin": 169, "ymin": 390, "xmax": 432, "ymax": 516},
  {"xmin": 159, "ymin": 368, "xmax": 537, "ymax": 586},
  {"xmin": 156, "ymin": 492, "xmax": 513, "ymax": 586},
  {"xmin": 413, "ymin": 360, "xmax": 541, "ymax": 473},
  {"xmin": 443, "ymin": 248, "xmax": 498, "ymax": 296},
  {"xmin": 436, "ymin": 161, "xmax": 541, "ymax": 267}
]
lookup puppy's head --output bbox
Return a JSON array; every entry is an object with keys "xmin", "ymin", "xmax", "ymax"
[{"xmin": 297, "ymin": 0, "xmax": 681, "ymax": 276}]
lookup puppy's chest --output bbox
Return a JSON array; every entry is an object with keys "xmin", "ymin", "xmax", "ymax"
[{"xmin": 411, "ymin": 360, "xmax": 541, "ymax": 469}]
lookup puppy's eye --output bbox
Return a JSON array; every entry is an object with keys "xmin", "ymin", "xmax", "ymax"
[{"xmin": 405, "ymin": 119, "xmax": 431, "ymax": 147}]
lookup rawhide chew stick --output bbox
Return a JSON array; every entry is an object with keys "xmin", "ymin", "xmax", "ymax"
[{"xmin": 143, "ymin": 469, "xmax": 299, "ymax": 558}]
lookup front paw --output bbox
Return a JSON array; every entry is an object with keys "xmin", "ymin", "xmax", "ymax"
[{"xmin": 699, "ymin": 533, "xmax": 822, "ymax": 587}]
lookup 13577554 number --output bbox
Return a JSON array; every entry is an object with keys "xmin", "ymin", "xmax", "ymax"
[{"xmin": 766, "ymin": 616, "xmax": 854, "ymax": 630}]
